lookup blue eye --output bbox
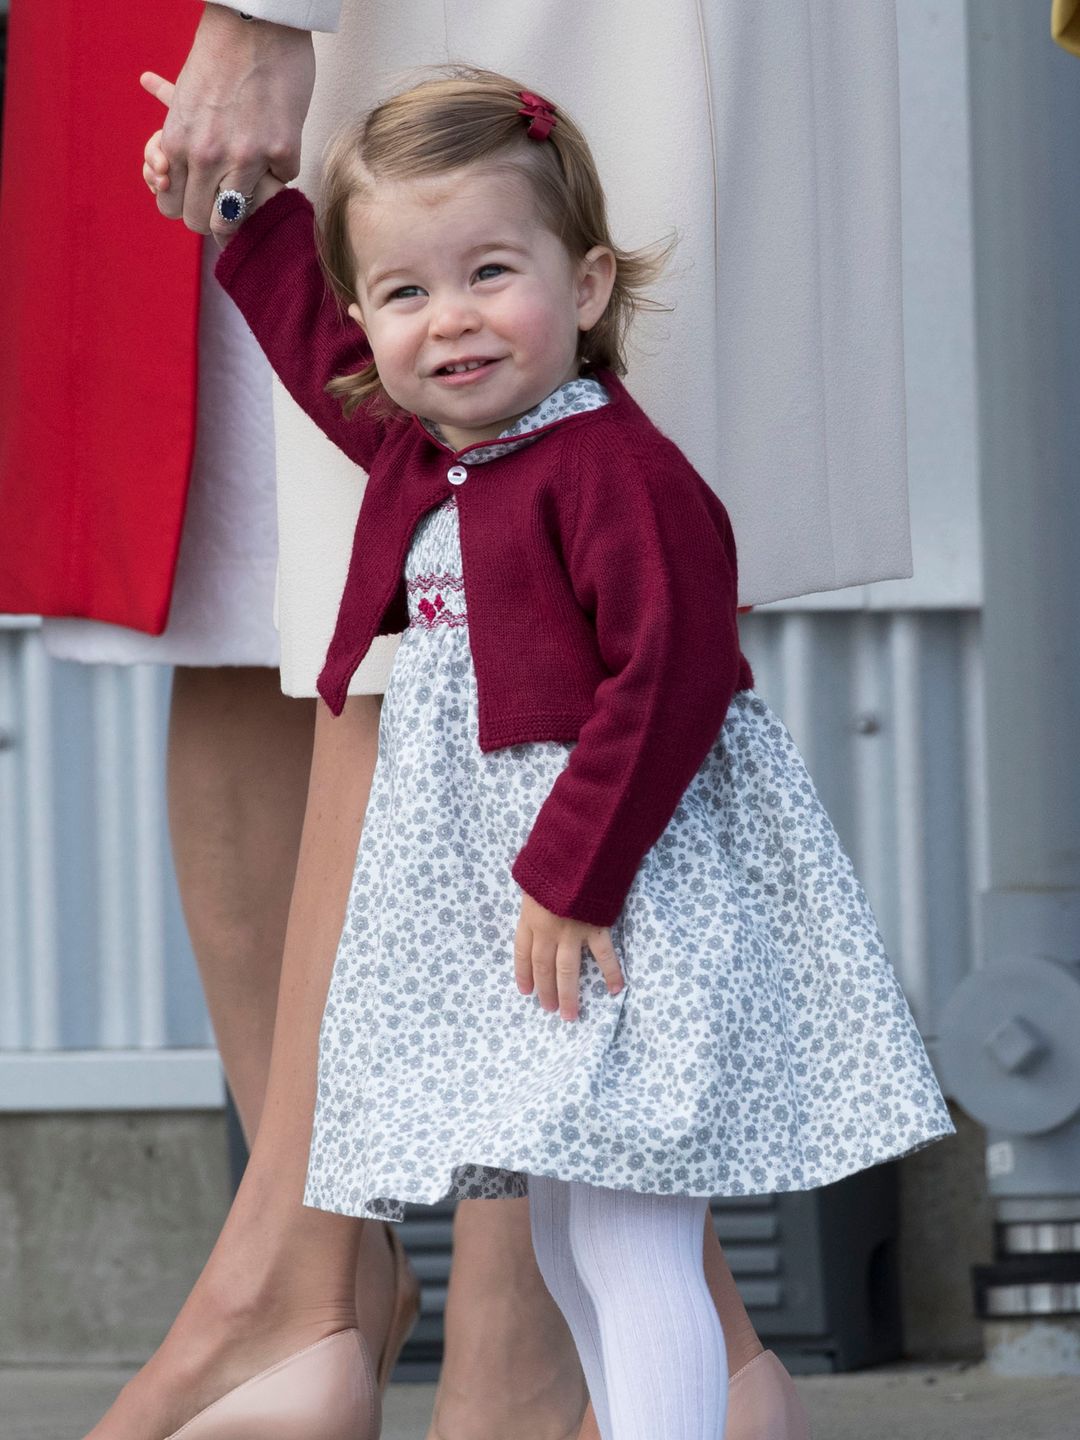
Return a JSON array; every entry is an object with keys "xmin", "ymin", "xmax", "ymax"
[
  {"xmin": 388, "ymin": 285, "xmax": 424, "ymax": 301},
  {"xmin": 475, "ymin": 264, "xmax": 506, "ymax": 281}
]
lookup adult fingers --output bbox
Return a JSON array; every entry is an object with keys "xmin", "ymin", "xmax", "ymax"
[
  {"xmin": 589, "ymin": 931, "xmax": 625, "ymax": 996},
  {"xmin": 144, "ymin": 16, "xmax": 313, "ymax": 230},
  {"xmin": 207, "ymin": 163, "xmax": 271, "ymax": 245},
  {"xmin": 556, "ymin": 940, "xmax": 583, "ymax": 1022},
  {"xmin": 531, "ymin": 937, "xmax": 559, "ymax": 1013},
  {"xmin": 513, "ymin": 918, "xmax": 535, "ymax": 997},
  {"xmin": 155, "ymin": 78, "xmax": 224, "ymax": 231},
  {"xmin": 175, "ymin": 144, "xmax": 229, "ymax": 236}
]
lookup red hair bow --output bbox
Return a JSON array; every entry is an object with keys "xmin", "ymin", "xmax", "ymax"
[{"xmin": 518, "ymin": 90, "xmax": 557, "ymax": 141}]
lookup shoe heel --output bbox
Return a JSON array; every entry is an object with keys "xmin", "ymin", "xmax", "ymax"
[
  {"xmin": 724, "ymin": 1349, "xmax": 811, "ymax": 1440},
  {"xmin": 166, "ymin": 1329, "xmax": 379, "ymax": 1440}
]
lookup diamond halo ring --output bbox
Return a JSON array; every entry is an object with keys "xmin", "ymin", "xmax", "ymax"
[{"xmin": 214, "ymin": 188, "xmax": 254, "ymax": 225}]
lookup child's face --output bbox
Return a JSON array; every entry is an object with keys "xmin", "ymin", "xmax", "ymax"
[{"xmin": 347, "ymin": 167, "xmax": 615, "ymax": 451}]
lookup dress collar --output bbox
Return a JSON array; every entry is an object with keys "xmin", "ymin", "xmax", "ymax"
[{"xmin": 419, "ymin": 376, "xmax": 610, "ymax": 465}]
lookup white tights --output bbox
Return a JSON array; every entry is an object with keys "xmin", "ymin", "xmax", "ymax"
[{"xmin": 528, "ymin": 1175, "xmax": 729, "ymax": 1440}]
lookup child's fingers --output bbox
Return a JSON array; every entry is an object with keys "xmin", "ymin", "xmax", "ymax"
[
  {"xmin": 140, "ymin": 71, "xmax": 176, "ymax": 111},
  {"xmin": 143, "ymin": 162, "xmax": 171, "ymax": 195},
  {"xmin": 531, "ymin": 938, "xmax": 560, "ymax": 1013},
  {"xmin": 251, "ymin": 172, "xmax": 286, "ymax": 209},
  {"xmin": 589, "ymin": 931, "xmax": 625, "ymax": 996},
  {"xmin": 144, "ymin": 130, "xmax": 170, "ymax": 194},
  {"xmin": 513, "ymin": 918, "xmax": 535, "ymax": 997},
  {"xmin": 138, "ymin": 76, "xmax": 185, "ymax": 216},
  {"xmin": 144, "ymin": 129, "xmax": 168, "ymax": 170},
  {"xmin": 556, "ymin": 940, "xmax": 582, "ymax": 1022}
]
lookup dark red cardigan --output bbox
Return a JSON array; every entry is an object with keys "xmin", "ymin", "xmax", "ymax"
[{"xmin": 217, "ymin": 189, "xmax": 753, "ymax": 925}]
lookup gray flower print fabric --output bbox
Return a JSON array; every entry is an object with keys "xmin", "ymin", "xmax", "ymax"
[{"xmin": 305, "ymin": 387, "xmax": 954, "ymax": 1222}]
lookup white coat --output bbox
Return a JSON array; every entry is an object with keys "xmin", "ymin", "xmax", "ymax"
[{"xmin": 228, "ymin": 0, "xmax": 913, "ymax": 696}]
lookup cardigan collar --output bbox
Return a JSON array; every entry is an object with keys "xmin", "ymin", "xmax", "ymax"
[{"xmin": 416, "ymin": 375, "xmax": 610, "ymax": 465}]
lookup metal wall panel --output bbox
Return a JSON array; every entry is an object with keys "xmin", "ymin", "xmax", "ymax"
[
  {"xmin": 0, "ymin": 626, "xmax": 214, "ymax": 1109},
  {"xmin": 738, "ymin": 607, "xmax": 986, "ymax": 1047},
  {"xmin": 0, "ymin": 609, "xmax": 981, "ymax": 1105}
]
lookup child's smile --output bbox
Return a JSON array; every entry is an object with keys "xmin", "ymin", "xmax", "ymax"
[{"xmin": 347, "ymin": 168, "xmax": 614, "ymax": 451}]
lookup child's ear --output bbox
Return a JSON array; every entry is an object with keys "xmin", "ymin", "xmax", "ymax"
[
  {"xmin": 347, "ymin": 301, "xmax": 365, "ymax": 328},
  {"xmin": 576, "ymin": 247, "xmax": 617, "ymax": 335}
]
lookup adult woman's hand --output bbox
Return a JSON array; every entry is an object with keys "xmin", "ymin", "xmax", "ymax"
[
  {"xmin": 156, "ymin": 3, "xmax": 315, "ymax": 241},
  {"xmin": 142, "ymin": 77, "xmax": 288, "ymax": 248}
]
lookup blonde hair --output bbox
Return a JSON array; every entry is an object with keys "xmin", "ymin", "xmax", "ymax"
[{"xmin": 316, "ymin": 67, "xmax": 670, "ymax": 418}]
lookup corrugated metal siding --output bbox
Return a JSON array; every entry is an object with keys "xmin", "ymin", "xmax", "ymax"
[
  {"xmin": 740, "ymin": 607, "xmax": 986, "ymax": 1045},
  {"xmin": 0, "ymin": 610, "xmax": 982, "ymax": 1103},
  {"xmin": 0, "ymin": 626, "xmax": 212, "ymax": 1059}
]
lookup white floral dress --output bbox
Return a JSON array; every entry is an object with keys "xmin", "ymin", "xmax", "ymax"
[{"xmin": 304, "ymin": 382, "xmax": 954, "ymax": 1222}]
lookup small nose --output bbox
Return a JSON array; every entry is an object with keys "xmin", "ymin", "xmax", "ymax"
[{"xmin": 429, "ymin": 290, "xmax": 480, "ymax": 340}]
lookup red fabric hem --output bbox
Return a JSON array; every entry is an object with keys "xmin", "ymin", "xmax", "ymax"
[{"xmin": 0, "ymin": 1, "xmax": 202, "ymax": 630}]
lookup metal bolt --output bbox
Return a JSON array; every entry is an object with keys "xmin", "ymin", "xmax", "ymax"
[
  {"xmin": 984, "ymin": 1016, "xmax": 1047, "ymax": 1074},
  {"xmin": 853, "ymin": 713, "xmax": 881, "ymax": 736}
]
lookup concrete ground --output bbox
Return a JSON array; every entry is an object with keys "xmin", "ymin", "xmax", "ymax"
[{"xmin": 2, "ymin": 1362, "xmax": 1079, "ymax": 1440}]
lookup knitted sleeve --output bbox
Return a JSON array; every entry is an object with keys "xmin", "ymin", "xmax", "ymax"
[
  {"xmin": 510, "ymin": 428, "xmax": 747, "ymax": 927},
  {"xmin": 214, "ymin": 188, "xmax": 382, "ymax": 471}
]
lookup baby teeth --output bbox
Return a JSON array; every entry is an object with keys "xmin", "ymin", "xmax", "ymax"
[{"xmin": 444, "ymin": 361, "xmax": 485, "ymax": 373}]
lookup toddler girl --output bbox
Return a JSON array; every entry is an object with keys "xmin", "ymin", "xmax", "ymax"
[{"xmin": 145, "ymin": 67, "xmax": 953, "ymax": 1440}]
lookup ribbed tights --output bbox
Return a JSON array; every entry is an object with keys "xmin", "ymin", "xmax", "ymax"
[{"xmin": 528, "ymin": 1176, "xmax": 729, "ymax": 1440}]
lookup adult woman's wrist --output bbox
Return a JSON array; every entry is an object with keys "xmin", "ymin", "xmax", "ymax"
[
  {"xmin": 205, "ymin": 2, "xmax": 332, "ymax": 38},
  {"xmin": 202, "ymin": 4, "xmax": 315, "ymax": 50}
]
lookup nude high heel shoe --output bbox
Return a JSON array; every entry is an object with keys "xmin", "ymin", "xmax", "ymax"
[
  {"xmin": 724, "ymin": 1349, "xmax": 811, "ymax": 1440},
  {"xmin": 375, "ymin": 1223, "xmax": 422, "ymax": 1392},
  {"xmin": 164, "ymin": 1329, "xmax": 379, "ymax": 1440},
  {"xmin": 573, "ymin": 1348, "xmax": 810, "ymax": 1440}
]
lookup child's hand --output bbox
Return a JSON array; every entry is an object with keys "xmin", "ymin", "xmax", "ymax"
[
  {"xmin": 514, "ymin": 894, "xmax": 623, "ymax": 1023},
  {"xmin": 140, "ymin": 71, "xmax": 285, "ymax": 247},
  {"xmin": 142, "ymin": 125, "xmax": 172, "ymax": 198}
]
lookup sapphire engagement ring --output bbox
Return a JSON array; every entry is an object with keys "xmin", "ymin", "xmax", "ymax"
[{"xmin": 214, "ymin": 188, "xmax": 254, "ymax": 225}]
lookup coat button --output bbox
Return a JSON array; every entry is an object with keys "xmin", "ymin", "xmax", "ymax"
[{"xmin": 447, "ymin": 465, "xmax": 468, "ymax": 485}]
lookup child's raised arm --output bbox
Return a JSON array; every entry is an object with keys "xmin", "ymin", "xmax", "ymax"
[
  {"xmin": 141, "ymin": 72, "xmax": 382, "ymax": 473},
  {"xmin": 213, "ymin": 190, "xmax": 383, "ymax": 472}
]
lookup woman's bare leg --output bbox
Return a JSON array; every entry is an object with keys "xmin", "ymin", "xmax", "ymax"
[
  {"xmin": 167, "ymin": 666, "xmax": 313, "ymax": 1139},
  {"xmin": 168, "ymin": 669, "xmax": 398, "ymax": 1354},
  {"xmin": 430, "ymin": 1199, "xmax": 589, "ymax": 1440},
  {"xmin": 85, "ymin": 696, "xmax": 381, "ymax": 1440}
]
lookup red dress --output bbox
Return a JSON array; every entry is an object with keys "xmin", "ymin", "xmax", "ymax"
[{"xmin": 0, "ymin": 1, "xmax": 201, "ymax": 632}]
